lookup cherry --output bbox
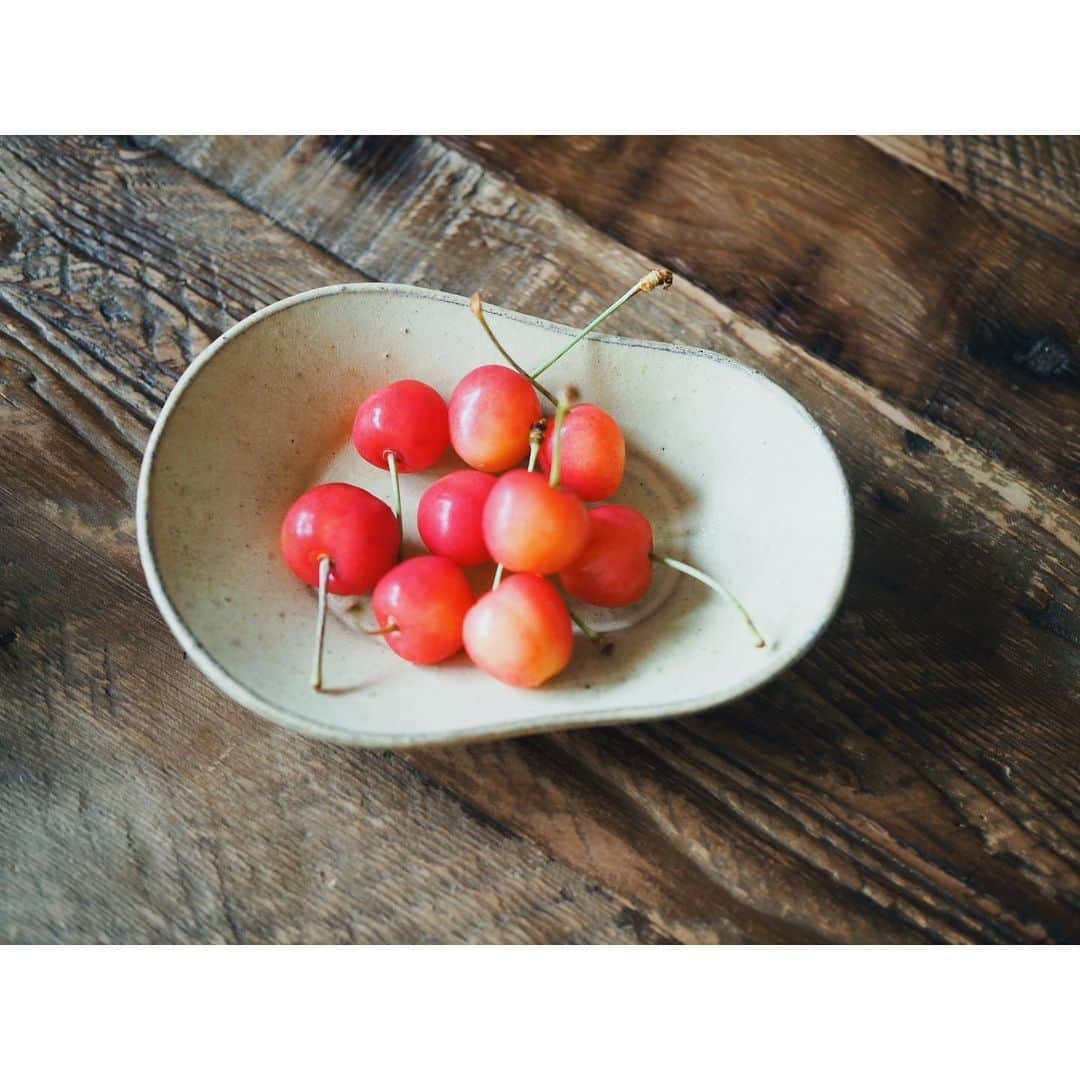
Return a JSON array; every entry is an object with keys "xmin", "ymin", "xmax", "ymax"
[
  {"xmin": 372, "ymin": 556, "xmax": 475, "ymax": 665},
  {"xmin": 417, "ymin": 469, "xmax": 498, "ymax": 567},
  {"xmin": 281, "ymin": 483, "xmax": 399, "ymax": 594},
  {"xmin": 560, "ymin": 504, "xmax": 653, "ymax": 607},
  {"xmin": 463, "ymin": 573, "xmax": 574, "ymax": 687},
  {"xmin": 354, "ymin": 379, "xmax": 449, "ymax": 534},
  {"xmin": 539, "ymin": 403, "xmax": 625, "ymax": 502},
  {"xmin": 560, "ymin": 502, "xmax": 766, "ymax": 647},
  {"xmin": 280, "ymin": 482, "xmax": 399, "ymax": 688},
  {"xmin": 483, "ymin": 471, "xmax": 589, "ymax": 575},
  {"xmin": 352, "ymin": 379, "xmax": 449, "ymax": 473},
  {"xmin": 483, "ymin": 393, "xmax": 588, "ymax": 575},
  {"xmin": 448, "ymin": 365, "xmax": 541, "ymax": 473}
]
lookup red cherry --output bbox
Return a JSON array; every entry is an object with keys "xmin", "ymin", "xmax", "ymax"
[
  {"xmin": 417, "ymin": 469, "xmax": 498, "ymax": 567},
  {"xmin": 463, "ymin": 574, "xmax": 573, "ymax": 687},
  {"xmin": 281, "ymin": 483, "xmax": 399, "ymax": 595},
  {"xmin": 372, "ymin": 556, "xmax": 475, "ymax": 664},
  {"xmin": 559, "ymin": 504, "xmax": 767, "ymax": 647},
  {"xmin": 353, "ymin": 379, "xmax": 449, "ymax": 473},
  {"xmin": 448, "ymin": 365, "xmax": 541, "ymax": 472},
  {"xmin": 560, "ymin": 505, "xmax": 653, "ymax": 607},
  {"xmin": 482, "ymin": 470, "xmax": 589, "ymax": 575},
  {"xmin": 539, "ymin": 403, "xmax": 625, "ymax": 502}
]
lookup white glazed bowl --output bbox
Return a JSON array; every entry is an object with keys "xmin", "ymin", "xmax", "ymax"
[{"xmin": 137, "ymin": 284, "xmax": 853, "ymax": 747}]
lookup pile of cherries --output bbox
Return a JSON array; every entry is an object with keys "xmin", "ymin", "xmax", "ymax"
[{"xmin": 281, "ymin": 270, "xmax": 764, "ymax": 692}]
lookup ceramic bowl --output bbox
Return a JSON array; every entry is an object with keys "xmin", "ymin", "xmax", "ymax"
[{"xmin": 137, "ymin": 283, "xmax": 853, "ymax": 747}]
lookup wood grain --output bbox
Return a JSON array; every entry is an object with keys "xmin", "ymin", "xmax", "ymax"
[
  {"xmin": 2, "ymin": 135, "xmax": 1077, "ymax": 942},
  {"xmin": 0, "ymin": 137, "xmax": 666, "ymax": 944},
  {"xmin": 443, "ymin": 135, "xmax": 1080, "ymax": 500},
  {"xmin": 147, "ymin": 136, "xmax": 1079, "ymax": 941},
  {"xmin": 866, "ymin": 136, "xmax": 1080, "ymax": 246}
]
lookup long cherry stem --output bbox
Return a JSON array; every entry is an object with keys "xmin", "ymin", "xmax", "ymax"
[
  {"xmin": 386, "ymin": 450, "xmax": 403, "ymax": 556},
  {"xmin": 548, "ymin": 390, "xmax": 575, "ymax": 489},
  {"xmin": 310, "ymin": 554, "xmax": 331, "ymax": 689},
  {"xmin": 650, "ymin": 552, "xmax": 765, "ymax": 648},
  {"xmin": 531, "ymin": 268, "xmax": 673, "ymax": 379},
  {"xmin": 470, "ymin": 292, "xmax": 558, "ymax": 405},
  {"xmin": 492, "ymin": 421, "xmax": 547, "ymax": 591}
]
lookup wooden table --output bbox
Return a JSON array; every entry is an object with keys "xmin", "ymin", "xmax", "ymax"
[{"xmin": 2, "ymin": 136, "xmax": 1077, "ymax": 944}]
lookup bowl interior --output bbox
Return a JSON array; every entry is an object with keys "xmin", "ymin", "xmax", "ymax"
[{"xmin": 139, "ymin": 284, "xmax": 852, "ymax": 745}]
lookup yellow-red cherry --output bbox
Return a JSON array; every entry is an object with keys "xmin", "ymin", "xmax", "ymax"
[
  {"xmin": 482, "ymin": 470, "xmax": 589, "ymax": 575},
  {"xmin": 463, "ymin": 574, "xmax": 573, "ymax": 687},
  {"xmin": 372, "ymin": 555, "xmax": 475, "ymax": 665},
  {"xmin": 353, "ymin": 379, "xmax": 449, "ymax": 472},
  {"xmin": 417, "ymin": 469, "xmax": 498, "ymax": 567},
  {"xmin": 280, "ymin": 482, "xmax": 399, "ymax": 595},
  {"xmin": 448, "ymin": 365, "xmax": 541, "ymax": 472},
  {"xmin": 539, "ymin": 403, "xmax": 625, "ymax": 502},
  {"xmin": 560, "ymin": 504, "xmax": 653, "ymax": 607}
]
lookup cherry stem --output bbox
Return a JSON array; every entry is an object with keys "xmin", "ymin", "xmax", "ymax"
[
  {"xmin": 555, "ymin": 581, "xmax": 611, "ymax": 654},
  {"xmin": 548, "ymin": 389, "xmax": 576, "ymax": 490},
  {"xmin": 386, "ymin": 451, "xmax": 402, "ymax": 520},
  {"xmin": 531, "ymin": 268, "xmax": 673, "ymax": 379},
  {"xmin": 492, "ymin": 422, "xmax": 546, "ymax": 591},
  {"xmin": 386, "ymin": 450, "xmax": 403, "ymax": 556},
  {"xmin": 569, "ymin": 607, "xmax": 605, "ymax": 648},
  {"xmin": 470, "ymin": 292, "xmax": 558, "ymax": 406},
  {"xmin": 365, "ymin": 619, "xmax": 398, "ymax": 637},
  {"xmin": 650, "ymin": 552, "xmax": 765, "ymax": 648},
  {"xmin": 310, "ymin": 554, "xmax": 331, "ymax": 690}
]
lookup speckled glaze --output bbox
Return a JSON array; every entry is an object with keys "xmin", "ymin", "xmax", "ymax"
[{"xmin": 136, "ymin": 284, "xmax": 854, "ymax": 747}]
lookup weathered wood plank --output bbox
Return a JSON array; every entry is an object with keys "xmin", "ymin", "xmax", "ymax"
[
  {"xmin": 0, "ymin": 137, "xmax": 667, "ymax": 944},
  {"xmin": 145, "ymin": 135, "xmax": 1080, "ymax": 943},
  {"xmin": 442, "ymin": 135, "xmax": 1080, "ymax": 500},
  {"xmin": 866, "ymin": 136, "xmax": 1080, "ymax": 246},
  {"xmin": 4, "ymin": 135, "xmax": 1078, "ymax": 941}
]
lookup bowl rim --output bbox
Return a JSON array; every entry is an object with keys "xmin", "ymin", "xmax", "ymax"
[{"xmin": 137, "ymin": 281, "xmax": 854, "ymax": 747}]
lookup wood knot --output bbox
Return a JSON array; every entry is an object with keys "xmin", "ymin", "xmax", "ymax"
[
  {"xmin": 903, "ymin": 430, "xmax": 937, "ymax": 456},
  {"xmin": 1013, "ymin": 336, "xmax": 1073, "ymax": 379},
  {"xmin": 319, "ymin": 134, "xmax": 416, "ymax": 173},
  {"xmin": 967, "ymin": 316, "xmax": 1074, "ymax": 381},
  {"xmin": 0, "ymin": 217, "xmax": 19, "ymax": 262}
]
